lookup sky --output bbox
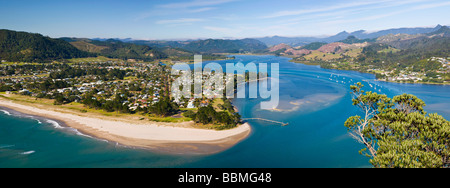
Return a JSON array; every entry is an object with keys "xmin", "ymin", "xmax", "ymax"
[{"xmin": 1, "ymin": 0, "xmax": 449, "ymax": 40}]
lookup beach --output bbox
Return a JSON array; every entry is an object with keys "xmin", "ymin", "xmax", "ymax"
[{"xmin": 0, "ymin": 97, "xmax": 251, "ymax": 155}]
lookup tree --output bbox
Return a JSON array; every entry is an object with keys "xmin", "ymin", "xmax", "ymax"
[
  {"xmin": 345, "ymin": 83, "xmax": 450, "ymax": 168},
  {"xmin": 150, "ymin": 97, "xmax": 178, "ymax": 117},
  {"xmin": 192, "ymin": 104, "xmax": 240, "ymax": 128},
  {"xmin": 193, "ymin": 105, "xmax": 216, "ymax": 124},
  {"xmin": 102, "ymin": 100, "xmax": 116, "ymax": 112},
  {"xmin": 54, "ymin": 93, "xmax": 65, "ymax": 105}
]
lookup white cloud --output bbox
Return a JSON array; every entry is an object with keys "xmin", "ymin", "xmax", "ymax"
[
  {"xmin": 159, "ymin": 0, "xmax": 237, "ymax": 9},
  {"xmin": 322, "ymin": 1, "xmax": 450, "ymax": 25},
  {"xmin": 136, "ymin": 0, "xmax": 236, "ymax": 21},
  {"xmin": 262, "ymin": 0, "xmax": 430, "ymax": 19},
  {"xmin": 263, "ymin": 0, "xmax": 392, "ymax": 18},
  {"xmin": 156, "ymin": 18, "xmax": 206, "ymax": 25},
  {"xmin": 188, "ymin": 7, "xmax": 217, "ymax": 13}
]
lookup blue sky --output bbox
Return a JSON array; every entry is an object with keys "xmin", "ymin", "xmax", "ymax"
[{"xmin": 1, "ymin": 0, "xmax": 449, "ymax": 40}]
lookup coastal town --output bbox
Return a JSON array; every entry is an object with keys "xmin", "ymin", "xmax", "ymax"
[
  {"xmin": 0, "ymin": 58, "xmax": 242, "ymax": 129},
  {"xmin": 369, "ymin": 56, "xmax": 450, "ymax": 84}
]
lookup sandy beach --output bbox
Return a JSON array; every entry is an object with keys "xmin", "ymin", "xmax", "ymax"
[{"xmin": 0, "ymin": 97, "xmax": 251, "ymax": 154}]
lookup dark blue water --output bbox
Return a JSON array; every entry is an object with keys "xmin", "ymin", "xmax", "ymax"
[{"xmin": 1, "ymin": 55, "xmax": 449, "ymax": 168}]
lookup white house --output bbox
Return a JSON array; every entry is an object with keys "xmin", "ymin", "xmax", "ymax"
[{"xmin": 187, "ymin": 100, "xmax": 195, "ymax": 109}]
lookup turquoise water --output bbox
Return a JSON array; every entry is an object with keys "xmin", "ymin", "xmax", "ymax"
[{"xmin": 1, "ymin": 55, "xmax": 449, "ymax": 168}]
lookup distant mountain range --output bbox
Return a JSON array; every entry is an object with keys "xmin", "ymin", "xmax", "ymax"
[
  {"xmin": 75, "ymin": 24, "xmax": 448, "ymax": 52},
  {"xmin": 64, "ymin": 37, "xmax": 267, "ymax": 55},
  {"xmin": 255, "ymin": 25, "xmax": 446, "ymax": 46},
  {"xmin": 1, "ymin": 24, "xmax": 448, "ymax": 63}
]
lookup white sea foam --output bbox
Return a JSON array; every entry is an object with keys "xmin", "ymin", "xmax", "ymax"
[
  {"xmin": 66, "ymin": 127, "xmax": 109, "ymax": 142},
  {"xmin": 0, "ymin": 144, "xmax": 15, "ymax": 149},
  {"xmin": 46, "ymin": 120, "xmax": 63, "ymax": 129},
  {"xmin": 71, "ymin": 128, "xmax": 93, "ymax": 138},
  {"xmin": 22, "ymin": 115, "xmax": 44, "ymax": 125},
  {"xmin": 0, "ymin": 110, "xmax": 11, "ymax": 116},
  {"xmin": 40, "ymin": 119, "xmax": 109, "ymax": 142},
  {"xmin": 20, "ymin": 150, "xmax": 35, "ymax": 155}
]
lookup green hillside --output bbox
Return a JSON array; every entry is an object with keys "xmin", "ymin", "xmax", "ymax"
[
  {"xmin": 299, "ymin": 42, "xmax": 327, "ymax": 50},
  {"xmin": 0, "ymin": 30, "xmax": 92, "ymax": 62},
  {"xmin": 60, "ymin": 38, "xmax": 168, "ymax": 61},
  {"xmin": 338, "ymin": 36, "xmax": 375, "ymax": 44},
  {"xmin": 182, "ymin": 38, "xmax": 267, "ymax": 53},
  {"xmin": 361, "ymin": 27, "xmax": 450, "ymax": 69},
  {"xmin": 89, "ymin": 39, "xmax": 168, "ymax": 61}
]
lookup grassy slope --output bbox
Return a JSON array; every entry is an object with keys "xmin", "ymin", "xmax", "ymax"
[
  {"xmin": 69, "ymin": 41, "xmax": 108, "ymax": 53},
  {"xmin": 303, "ymin": 51, "xmax": 343, "ymax": 61}
]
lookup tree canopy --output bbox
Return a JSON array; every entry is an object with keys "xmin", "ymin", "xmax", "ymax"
[
  {"xmin": 345, "ymin": 83, "xmax": 450, "ymax": 168},
  {"xmin": 149, "ymin": 97, "xmax": 178, "ymax": 117},
  {"xmin": 0, "ymin": 29, "xmax": 92, "ymax": 62},
  {"xmin": 191, "ymin": 105, "xmax": 241, "ymax": 129}
]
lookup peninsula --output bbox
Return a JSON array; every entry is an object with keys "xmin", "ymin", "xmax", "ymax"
[{"xmin": 0, "ymin": 29, "xmax": 254, "ymax": 154}]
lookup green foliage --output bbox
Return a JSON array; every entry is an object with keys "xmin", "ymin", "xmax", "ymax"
[
  {"xmin": 39, "ymin": 79, "xmax": 71, "ymax": 92},
  {"xmin": 0, "ymin": 84, "xmax": 13, "ymax": 92},
  {"xmin": 182, "ymin": 110, "xmax": 196, "ymax": 118},
  {"xmin": 82, "ymin": 94, "xmax": 102, "ymax": 109},
  {"xmin": 82, "ymin": 93, "xmax": 131, "ymax": 113},
  {"xmin": 219, "ymin": 97, "xmax": 236, "ymax": 113},
  {"xmin": 149, "ymin": 97, "xmax": 178, "ymax": 117},
  {"xmin": 89, "ymin": 39, "xmax": 167, "ymax": 61},
  {"xmin": 0, "ymin": 29, "xmax": 92, "ymax": 62},
  {"xmin": 53, "ymin": 93, "xmax": 65, "ymax": 105},
  {"xmin": 411, "ymin": 59, "xmax": 442, "ymax": 72},
  {"xmin": 346, "ymin": 83, "xmax": 450, "ymax": 168},
  {"xmin": 192, "ymin": 105, "xmax": 240, "ymax": 127}
]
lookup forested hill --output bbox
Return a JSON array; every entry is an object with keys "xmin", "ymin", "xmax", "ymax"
[
  {"xmin": 182, "ymin": 38, "xmax": 267, "ymax": 53},
  {"xmin": 64, "ymin": 37, "xmax": 268, "ymax": 57},
  {"xmin": 363, "ymin": 26, "xmax": 450, "ymax": 67},
  {"xmin": 61, "ymin": 38, "xmax": 168, "ymax": 61},
  {"xmin": 0, "ymin": 29, "xmax": 92, "ymax": 62}
]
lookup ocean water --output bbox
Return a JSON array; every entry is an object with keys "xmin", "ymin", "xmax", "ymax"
[{"xmin": 1, "ymin": 55, "xmax": 449, "ymax": 168}]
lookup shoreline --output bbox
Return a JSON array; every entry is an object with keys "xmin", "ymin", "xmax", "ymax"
[
  {"xmin": 290, "ymin": 59, "xmax": 450, "ymax": 86},
  {"xmin": 375, "ymin": 79, "xmax": 450, "ymax": 86},
  {"xmin": 0, "ymin": 98, "xmax": 251, "ymax": 155}
]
